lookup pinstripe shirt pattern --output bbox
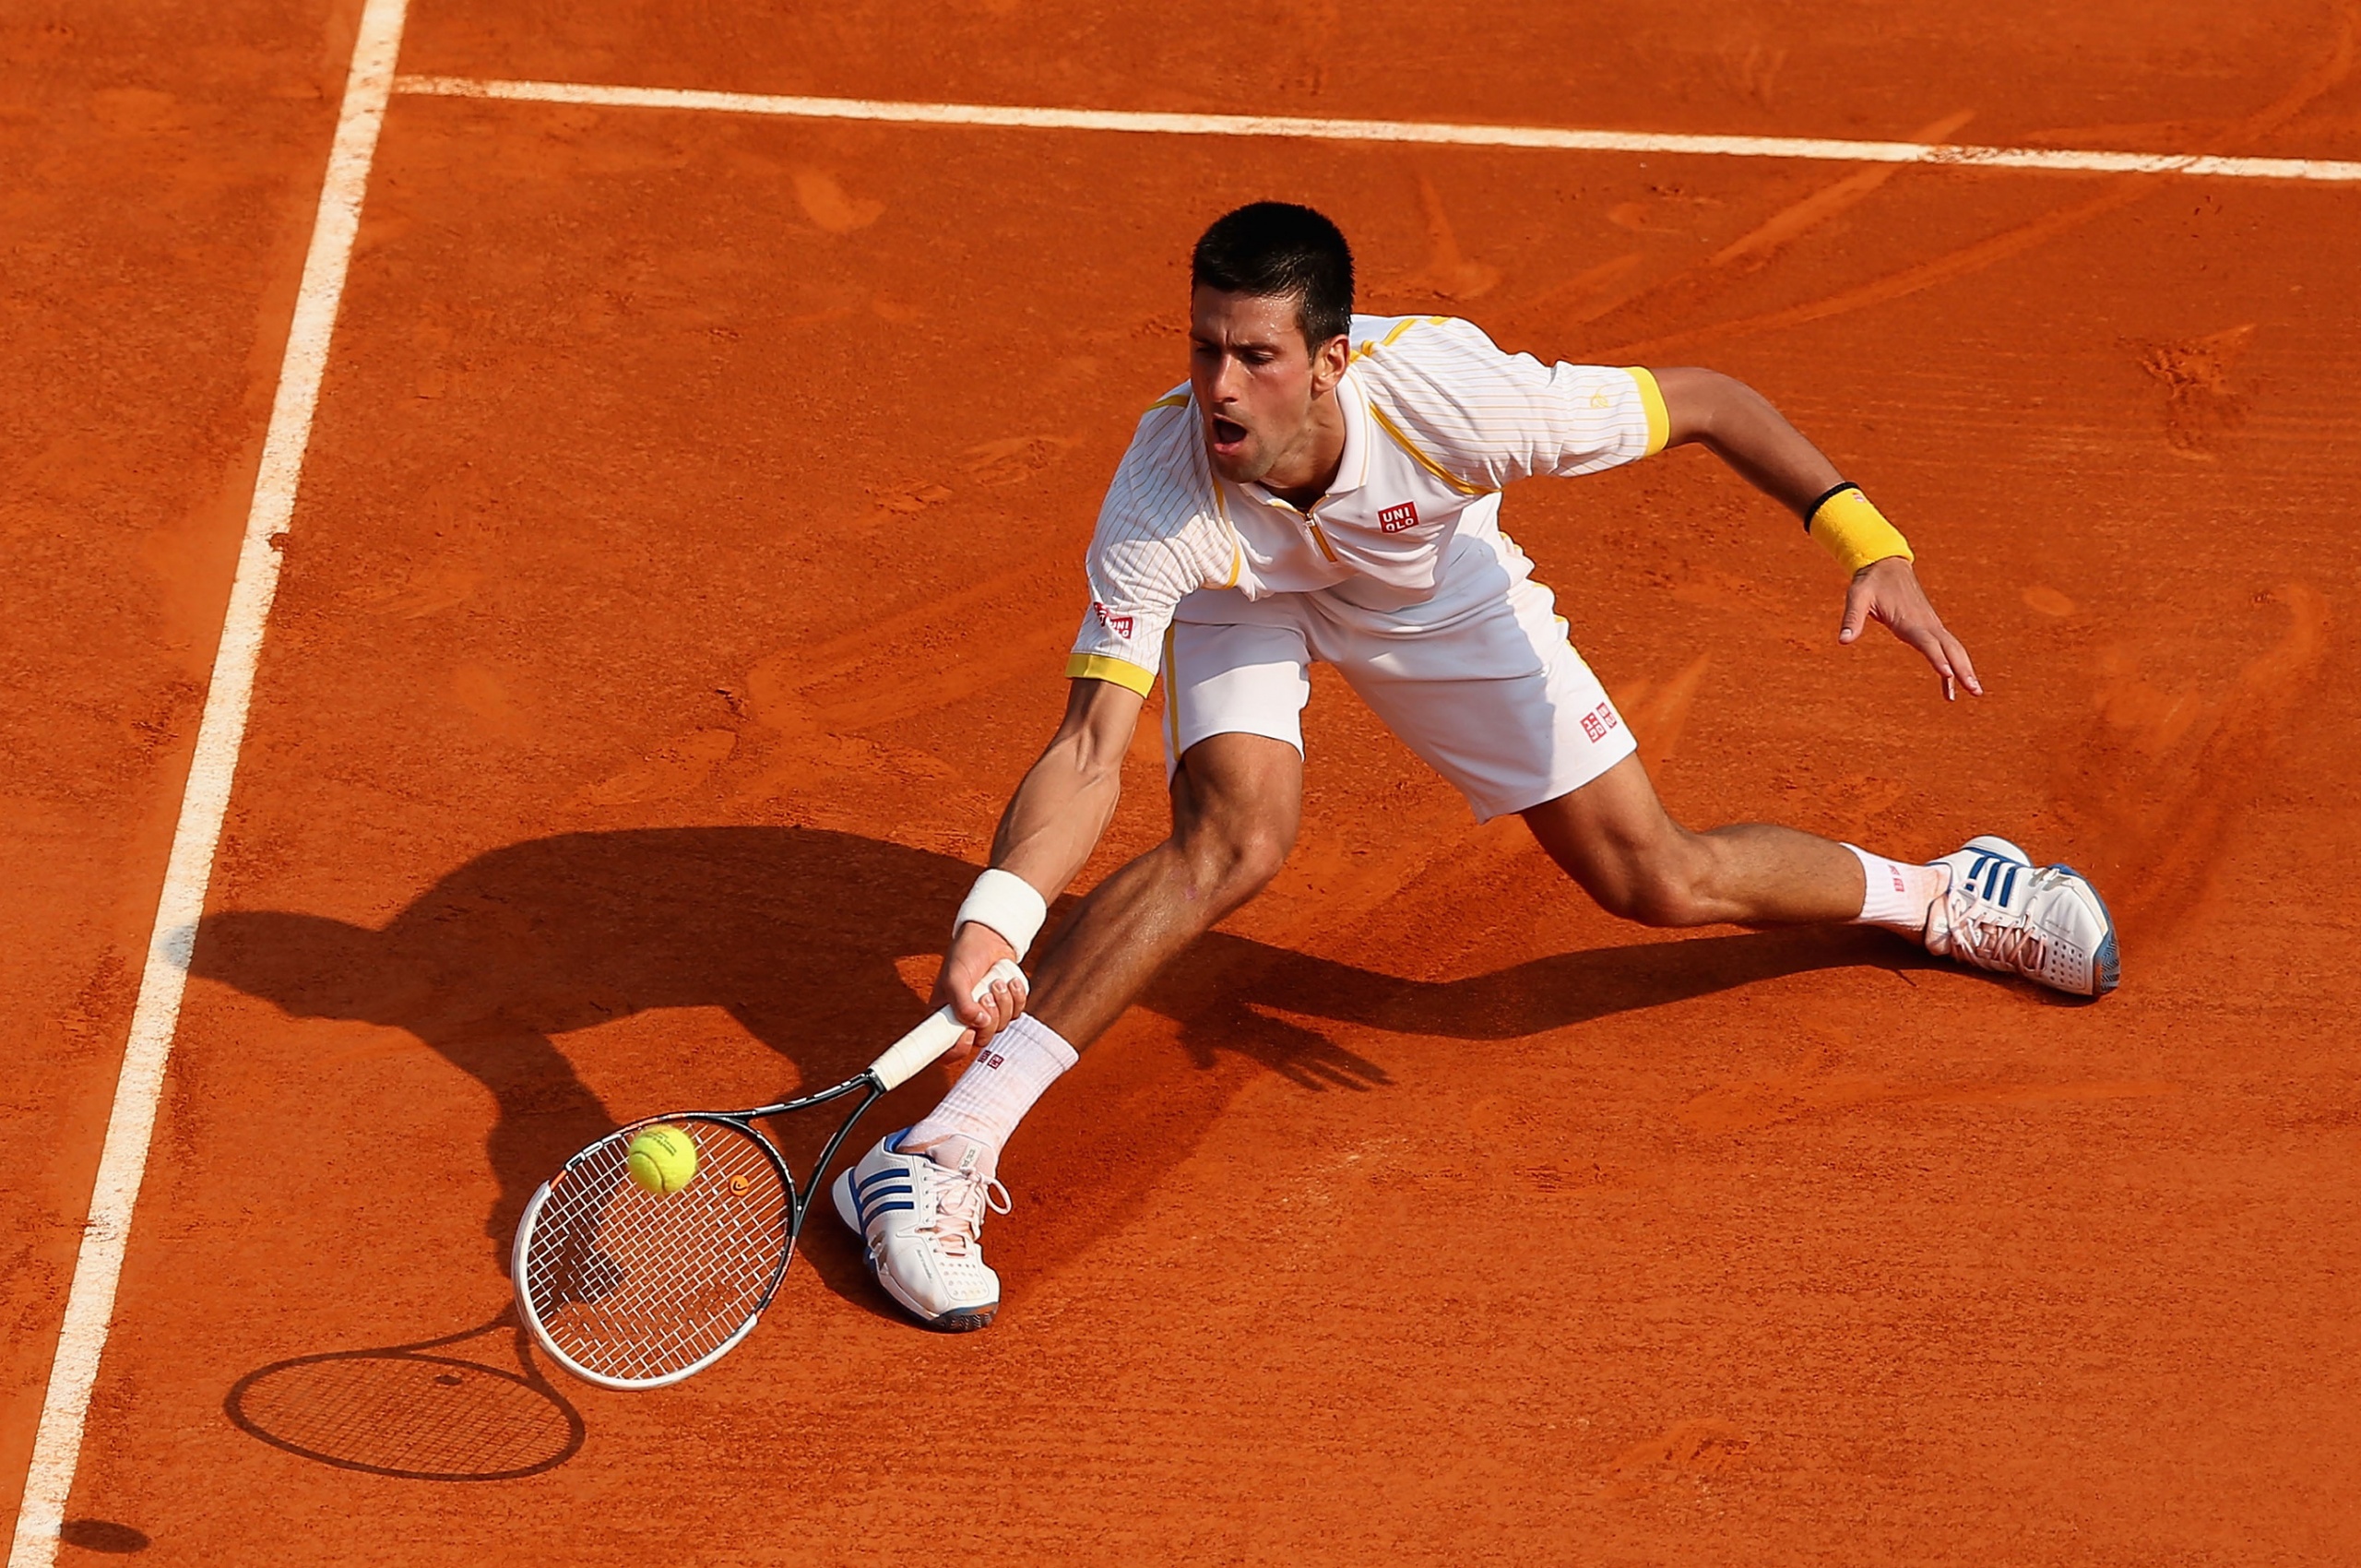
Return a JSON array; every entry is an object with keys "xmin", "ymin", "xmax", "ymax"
[{"xmin": 1065, "ymin": 314, "xmax": 1667, "ymax": 694}]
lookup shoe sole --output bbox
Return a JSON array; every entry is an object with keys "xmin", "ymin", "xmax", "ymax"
[
  {"xmin": 2049, "ymin": 862, "xmax": 2122, "ymax": 997},
  {"xmin": 911, "ymin": 1302, "xmax": 997, "ymax": 1333},
  {"xmin": 875, "ymin": 1265, "xmax": 1000, "ymax": 1334},
  {"xmin": 831, "ymin": 1167, "xmax": 1002, "ymax": 1332}
]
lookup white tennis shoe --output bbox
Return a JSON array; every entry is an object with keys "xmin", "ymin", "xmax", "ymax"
[
  {"xmin": 1924, "ymin": 835, "xmax": 2121, "ymax": 997},
  {"xmin": 831, "ymin": 1131, "xmax": 1009, "ymax": 1332}
]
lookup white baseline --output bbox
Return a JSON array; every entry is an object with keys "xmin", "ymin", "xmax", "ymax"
[
  {"xmin": 5, "ymin": 1, "xmax": 413, "ymax": 1564},
  {"xmin": 396, "ymin": 75, "xmax": 2361, "ymax": 184}
]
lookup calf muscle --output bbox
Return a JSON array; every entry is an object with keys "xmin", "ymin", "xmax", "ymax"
[{"xmin": 1524, "ymin": 754, "xmax": 1864, "ymax": 927}]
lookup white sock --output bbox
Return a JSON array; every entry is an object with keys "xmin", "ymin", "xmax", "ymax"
[
  {"xmin": 905, "ymin": 1013, "xmax": 1078, "ymax": 1179},
  {"xmin": 1845, "ymin": 843, "xmax": 1951, "ymax": 937}
]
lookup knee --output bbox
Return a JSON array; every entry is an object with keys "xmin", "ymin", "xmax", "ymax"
[
  {"xmin": 1179, "ymin": 815, "xmax": 1295, "ymax": 908},
  {"xmin": 1526, "ymin": 765, "xmax": 1727, "ymax": 930},
  {"xmin": 1586, "ymin": 845, "xmax": 1717, "ymax": 928}
]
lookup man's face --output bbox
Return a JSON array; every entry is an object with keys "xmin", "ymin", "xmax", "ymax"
[{"xmin": 1188, "ymin": 286, "xmax": 1345, "ymax": 486}]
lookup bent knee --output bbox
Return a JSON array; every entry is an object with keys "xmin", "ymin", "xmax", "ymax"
[
  {"xmin": 1584, "ymin": 849, "xmax": 1719, "ymax": 927},
  {"xmin": 1608, "ymin": 881, "xmax": 1714, "ymax": 928},
  {"xmin": 1179, "ymin": 818, "xmax": 1295, "ymax": 904}
]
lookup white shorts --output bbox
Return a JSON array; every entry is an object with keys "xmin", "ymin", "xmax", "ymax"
[{"xmin": 1161, "ymin": 529, "xmax": 1637, "ymax": 821}]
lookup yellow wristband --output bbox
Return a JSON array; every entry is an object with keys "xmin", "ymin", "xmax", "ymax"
[{"xmin": 1806, "ymin": 483, "xmax": 1914, "ymax": 576}]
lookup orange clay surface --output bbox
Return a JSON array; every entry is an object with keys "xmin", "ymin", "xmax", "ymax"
[{"xmin": 7, "ymin": 0, "xmax": 2361, "ymax": 1561}]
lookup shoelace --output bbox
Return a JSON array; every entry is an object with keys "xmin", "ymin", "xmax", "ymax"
[
  {"xmin": 1943, "ymin": 885, "xmax": 2047, "ymax": 972},
  {"xmin": 921, "ymin": 1168, "xmax": 1013, "ymax": 1258}
]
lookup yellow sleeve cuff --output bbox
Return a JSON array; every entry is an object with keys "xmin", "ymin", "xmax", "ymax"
[
  {"xmin": 1065, "ymin": 652, "xmax": 1157, "ymax": 695},
  {"xmin": 1622, "ymin": 366, "xmax": 1670, "ymax": 457},
  {"xmin": 1807, "ymin": 484, "xmax": 1915, "ymax": 575}
]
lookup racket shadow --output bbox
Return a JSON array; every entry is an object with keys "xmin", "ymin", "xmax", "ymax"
[{"xmin": 222, "ymin": 1307, "xmax": 585, "ymax": 1481}]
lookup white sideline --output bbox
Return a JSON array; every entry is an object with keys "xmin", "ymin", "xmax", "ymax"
[
  {"xmin": 4, "ymin": 0, "xmax": 411, "ymax": 1562},
  {"xmin": 396, "ymin": 75, "xmax": 2361, "ymax": 184}
]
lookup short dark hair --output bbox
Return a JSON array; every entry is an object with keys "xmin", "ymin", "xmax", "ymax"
[{"xmin": 1191, "ymin": 202, "xmax": 1355, "ymax": 350}]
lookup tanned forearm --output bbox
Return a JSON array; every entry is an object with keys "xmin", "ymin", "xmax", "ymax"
[
  {"xmin": 1651, "ymin": 365, "xmax": 1842, "ymax": 517},
  {"xmin": 933, "ymin": 677, "xmax": 1144, "ymax": 1037},
  {"xmin": 1647, "ymin": 363, "xmax": 1982, "ymax": 698},
  {"xmin": 987, "ymin": 678, "xmax": 1143, "ymax": 903}
]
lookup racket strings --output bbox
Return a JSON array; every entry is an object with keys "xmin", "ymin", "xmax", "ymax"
[{"xmin": 519, "ymin": 1122, "xmax": 793, "ymax": 1384}]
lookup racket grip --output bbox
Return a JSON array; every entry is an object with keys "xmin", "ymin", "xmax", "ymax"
[{"xmin": 867, "ymin": 958, "xmax": 1026, "ymax": 1091}]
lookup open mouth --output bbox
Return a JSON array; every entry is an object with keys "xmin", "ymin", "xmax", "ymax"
[{"xmin": 1209, "ymin": 415, "xmax": 1248, "ymax": 452}]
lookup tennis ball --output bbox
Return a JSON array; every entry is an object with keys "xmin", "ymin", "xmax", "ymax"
[{"xmin": 625, "ymin": 1124, "xmax": 697, "ymax": 1195}]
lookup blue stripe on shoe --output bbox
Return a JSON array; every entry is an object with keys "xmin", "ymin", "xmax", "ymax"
[
  {"xmin": 856, "ymin": 1167, "xmax": 911, "ymax": 1194},
  {"xmin": 856, "ymin": 1186, "xmax": 913, "ymax": 1226}
]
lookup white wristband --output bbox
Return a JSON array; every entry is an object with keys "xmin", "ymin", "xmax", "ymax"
[{"xmin": 954, "ymin": 868, "xmax": 1049, "ymax": 960}]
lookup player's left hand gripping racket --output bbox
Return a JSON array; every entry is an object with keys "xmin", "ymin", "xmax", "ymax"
[{"xmin": 513, "ymin": 959, "xmax": 1023, "ymax": 1390}]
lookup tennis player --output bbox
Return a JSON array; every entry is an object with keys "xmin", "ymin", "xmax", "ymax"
[{"xmin": 832, "ymin": 202, "xmax": 2119, "ymax": 1331}]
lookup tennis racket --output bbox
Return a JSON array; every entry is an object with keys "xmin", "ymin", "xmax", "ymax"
[{"xmin": 513, "ymin": 958, "xmax": 1023, "ymax": 1390}]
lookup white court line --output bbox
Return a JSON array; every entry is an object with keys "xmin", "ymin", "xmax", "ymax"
[
  {"xmin": 397, "ymin": 74, "xmax": 2361, "ymax": 184},
  {"xmin": 4, "ymin": 0, "xmax": 411, "ymax": 1562}
]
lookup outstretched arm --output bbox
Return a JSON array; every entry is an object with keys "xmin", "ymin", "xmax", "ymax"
[
  {"xmin": 1650, "ymin": 365, "xmax": 1982, "ymax": 700},
  {"xmin": 933, "ymin": 676, "xmax": 1145, "ymax": 1042}
]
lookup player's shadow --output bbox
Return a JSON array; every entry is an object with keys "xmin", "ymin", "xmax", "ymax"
[{"xmin": 190, "ymin": 826, "xmax": 1910, "ymax": 1313}]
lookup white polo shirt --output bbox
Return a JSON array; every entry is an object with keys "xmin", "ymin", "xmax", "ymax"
[{"xmin": 1065, "ymin": 314, "xmax": 1669, "ymax": 695}]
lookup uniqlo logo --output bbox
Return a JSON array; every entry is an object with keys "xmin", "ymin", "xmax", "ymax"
[
  {"xmin": 1377, "ymin": 501, "xmax": 1419, "ymax": 533},
  {"xmin": 1094, "ymin": 601, "xmax": 1134, "ymax": 640},
  {"xmin": 982, "ymin": 1051, "xmax": 1005, "ymax": 1069},
  {"xmin": 1580, "ymin": 703, "xmax": 1620, "ymax": 742}
]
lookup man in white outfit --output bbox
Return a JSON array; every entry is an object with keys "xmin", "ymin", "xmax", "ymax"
[{"xmin": 832, "ymin": 202, "xmax": 2119, "ymax": 1331}]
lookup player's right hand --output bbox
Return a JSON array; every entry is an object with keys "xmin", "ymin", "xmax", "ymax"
[{"xmin": 935, "ymin": 922, "xmax": 1028, "ymax": 1062}]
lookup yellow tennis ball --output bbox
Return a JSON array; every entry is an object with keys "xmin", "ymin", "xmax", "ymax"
[{"xmin": 625, "ymin": 1124, "xmax": 697, "ymax": 1195}]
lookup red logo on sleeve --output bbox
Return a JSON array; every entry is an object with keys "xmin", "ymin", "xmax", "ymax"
[
  {"xmin": 1579, "ymin": 703, "xmax": 1620, "ymax": 742},
  {"xmin": 1093, "ymin": 602, "xmax": 1135, "ymax": 640},
  {"xmin": 1377, "ymin": 502, "xmax": 1420, "ymax": 533}
]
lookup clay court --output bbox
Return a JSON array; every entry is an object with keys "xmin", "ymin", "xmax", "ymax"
[{"xmin": 7, "ymin": 0, "xmax": 2361, "ymax": 1561}]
